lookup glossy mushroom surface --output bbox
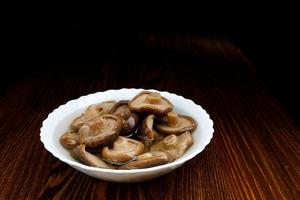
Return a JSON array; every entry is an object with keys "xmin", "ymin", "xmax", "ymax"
[
  {"xmin": 60, "ymin": 131, "xmax": 79, "ymax": 149},
  {"xmin": 155, "ymin": 112, "xmax": 197, "ymax": 135},
  {"xmin": 128, "ymin": 91, "xmax": 173, "ymax": 115},
  {"xmin": 72, "ymin": 144, "xmax": 112, "ymax": 168},
  {"xmin": 119, "ymin": 151, "xmax": 172, "ymax": 169},
  {"xmin": 137, "ymin": 114, "xmax": 158, "ymax": 146},
  {"xmin": 60, "ymin": 90, "xmax": 196, "ymax": 169},
  {"xmin": 79, "ymin": 114, "xmax": 122, "ymax": 148},
  {"xmin": 110, "ymin": 101, "xmax": 140, "ymax": 136},
  {"xmin": 71, "ymin": 101, "xmax": 116, "ymax": 130},
  {"xmin": 150, "ymin": 131, "xmax": 193, "ymax": 160},
  {"xmin": 101, "ymin": 136, "xmax": 144, "ymax": 165}
]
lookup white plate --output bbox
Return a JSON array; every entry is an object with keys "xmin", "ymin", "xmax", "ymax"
[{"xmin": 40, "ymin": 88, "xmax": 214, "ymax": 182}]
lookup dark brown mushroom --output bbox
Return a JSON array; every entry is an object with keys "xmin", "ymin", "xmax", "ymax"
[
  {"xmin": 101, "ymin": 136, "xmax": 144, "ymax": 165},
  {"xmin": 128, "ymin": 91, "xmax": 173, "ymax": 115},
  {"xmin": 137, "ymin": 114, "xmax": 160, "ymax": 146},
  {"xmin": 79, "ymin": 114, "xmax": 122, "ymax": 148},
  {"xmin": 119, "ymin": 151, "xmax": 172, "ymax": 169},
  {"xmin": 155, "ymin": 112, "xmax": 197, "ymax": 135},
  {"xmin": 110, "ymin": 101, "xmax": 140, "ymax": 136},
  {"xmin": 72, "ymin": 144, "xmax": 113, "ymax": 168},
  {"xmin": 150, "ymin": 131, "xmax": 193, "ymax": 160},
  {"xmin": 71, "ymin": 101, "xmax": 116, "ymax": 130},
  {"xmin": 60, "ymin": 131, "xmax": 79, "ymax": 149}
]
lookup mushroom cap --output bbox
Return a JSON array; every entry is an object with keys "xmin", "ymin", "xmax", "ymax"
[
  {"xmin": 155, "ymin": 112, "xmax": 197, "ymax": 135},
  {"xmin": 150, "ymin": 131, "xmax": 193, "ymax": 160},
  {"xmin": 119, "ymin": 151, "xmax": 172, "ymax": 169},
  {"xmin": 72, "ymin": 144, "xmax": 112, "ymax": 168},
  {"xmin": 71, "ymin": 101, "xmax": 116, "ymax": 130},
  {"xmin": 120, "ymin": 113, "xmax": 139, "ymax": 136},
  {"xmin": 110, "ymin": 101, "xmax": 140, "ymax": 136},
  {"xmin": 101, "ymin": 136, "xmax": 144, "ymax": 165},
  {"xmin": 137, "ymin": 114, "xmax": 158, "ymax": 146},
  {"xmin": 79, "ymin": 114, "xmax": 122, "ymax": 148},
  {"xmin": 128, "ymin": 91, "xmax": 173, "ymax": 115},
  {"xmin": 110, "ymin": 100, "xmax": 131, "ymax": 119},
  {"xmin": 60, "ymin": 131, "xmax": 79, "ymax": 149}
]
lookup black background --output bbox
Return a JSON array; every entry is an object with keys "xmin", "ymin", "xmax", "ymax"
[{"xmin": 6, "ymin": 2, "xmax": 299, "ymax": 121}]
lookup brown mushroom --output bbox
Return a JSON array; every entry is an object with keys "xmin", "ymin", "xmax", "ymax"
[
  {"xmin": 72, "ymin": 144, "xmax": 112, "ymax": 168},
  {"xmin": 110, "ymin": 101, "xmax": 140, "ymax": 136},
  {"xmin": 137, "ymin": 114, "xmax": 160, "ymax": 146},
  {"xmin": 150, "ymin": 131, "xmax": 193, "ymax": 160},
  {"xmin": 119, "ymin": 151, "xmax": 172, "ymax": 169},
  {"xmin": 79, "ymin": 114, "xmax": 122, "ymax": 148},
  {"xmin": 71, "ymin": 101, "xmax": 116, "ymax": 130},
  {"xmin": 101, "ymin": 136, "xmax": 144, "ymax": 165},
  {"xmin": 128, "ymin": 91, "xmax": 173, "ymax": 115},
  {"xmin": 60, "ymin": 131, "xmax": 79, "ymax": 149},
  {"xmin": 155, "ymin": 112, "xmax": 197, "ymax": 135}
]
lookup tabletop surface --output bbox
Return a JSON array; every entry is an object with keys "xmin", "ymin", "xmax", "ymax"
[{"xmin": 1, "ymin": 35, "xmax": 299, "ymax": 199}]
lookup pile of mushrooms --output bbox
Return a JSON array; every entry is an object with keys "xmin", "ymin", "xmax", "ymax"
[{"xmin": 60, "ymin": 91, "xmax": 197, "ymax": 169}]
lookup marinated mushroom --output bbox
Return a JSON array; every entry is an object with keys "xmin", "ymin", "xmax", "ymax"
[
  {"xmin": 110, "ymin": 101, "xmax": 140, "ymax": 136},
  {"xmin": 137, "ymin": 114, "xmax": 159, "ymax": 146},
  {"xmin": 155, "ymin": 112, "xmax": 197, "ymax": 135},
  {"xmin": 71, "ymin": 101, "xmax": 116, "ymax": 130},
  {"xmin": 60, "ymin": 131, "xmax": 79, "ymax": 149},
  {"xmin": 150, "ymin": 131, "xmax": 193, "ymax": 160},
  {"xmin": 101, "ymin": 136, "xmax": 144, "ymax": 165},
  {"xmin": 72, "ymin": 144, "xmax": 112, "ymax": 168},
  {"xmin": 79, "ymin": 114, "xmax": 122, "ymax": 148},
  {"xmin": 60, "ymin": 91, "xmax": 197, "ymax": 170},
  {"xmin": 128, "ymin": 91, "xmax": 173, "ymax": 115},
  {"xmin": 119, "ymin": 151, "xmax": 172, "ymax": 169}
]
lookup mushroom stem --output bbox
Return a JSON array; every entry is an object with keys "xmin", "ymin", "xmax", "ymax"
[
  {"xmin": 146, "ymin": 92, "xmax": 161, "ymax": 104},
  {"xmin": 72, "ymin": 144, "xmax": 113, "ymax": 168},
  {"xmin": 163, "ymin": 134, "xmax": 178, "ymax": 148},
  {"xmin": 167, "ymin": 112, "xmax": 178, "ymax": 126}
]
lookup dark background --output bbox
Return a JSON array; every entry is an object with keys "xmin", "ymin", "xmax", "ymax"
[{"xmin": 6, "ymin": 2, "xmax": 299, "ymax": 121}]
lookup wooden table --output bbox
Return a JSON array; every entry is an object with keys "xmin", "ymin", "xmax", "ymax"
[{"xmin": 1, "ymin": 35, "xmax": 299, "ymax": 199}]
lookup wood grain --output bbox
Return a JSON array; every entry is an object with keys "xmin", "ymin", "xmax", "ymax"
[{"xmin": 0, "ymin": 36, "xmax": 299, "ymax": 199}]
